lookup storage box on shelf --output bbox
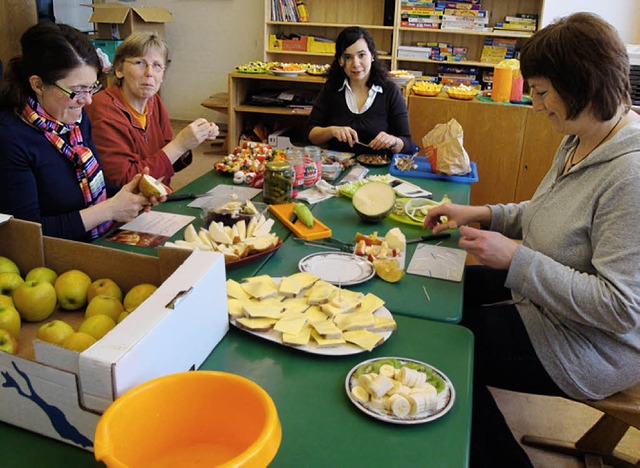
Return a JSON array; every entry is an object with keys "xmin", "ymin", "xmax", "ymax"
[
  {"xmin": 87, "ymin": 3, "xmax": 174, "ymax": 40},
  {"xmin": 0, "ymin": 215, "xmax": 228, "ymax": 450}
]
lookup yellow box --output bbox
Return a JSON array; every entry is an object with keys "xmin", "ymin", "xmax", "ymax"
[
  {"xmin": 307, "ymin": 36, "xmax": 336, "ymax": 54},
  {"xmin": 268, "ymin": 34, "xmax": 307, "ymax": 52}
]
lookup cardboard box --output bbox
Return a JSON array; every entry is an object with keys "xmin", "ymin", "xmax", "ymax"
[
  {"xmin": 268, "ymin": 127, "xmax": 295, "ymax": 149},
  {"xmin": 87, "ymin": 3, "xmax": 174, "ymax": 40},
  {"xmin": 307, "ymin": 36, "xmax": 335, "ymax": 54},
  {"xmin": 0, "ymin": 214, "xmax": 228, "ymax": 450},
  {"xmin": 268, "ymin": 34, "xmax": 308, "ymax": 52}
]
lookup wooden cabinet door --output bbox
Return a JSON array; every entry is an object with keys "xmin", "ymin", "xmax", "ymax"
[
  {"xmin": 515, "ymin": 110, "xmax": 564, "ymax": 202},
  {"xmin": 408, "ymin": 96, "xmax": 529, "ymax": 206}
]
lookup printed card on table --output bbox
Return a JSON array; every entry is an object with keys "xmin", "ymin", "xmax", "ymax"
[{"xmin": 407, "ymin": 244, "xmax": 467, "ymax": 282}]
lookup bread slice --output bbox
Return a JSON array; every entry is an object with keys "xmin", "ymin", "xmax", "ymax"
[
  {"xmin": 321, "ymin": 290, "xmax": 363, "ymax": 317},
  {"xmin": 282, "ymin": 325, "xmax": 312, "ymax": 347},
  {"xmin": 370, "ymin": 315, "xmax": 397, "ymax": 332},
  {"xmin": 358, "ymin": 293, "xmax": 385, "ymax": 315},
  {"xmin": 281, "ymin": 297, "xmax": 310, "ymax": 315},
  {"xmin": 227, "ymin": 297, "xmax": 246, "ymax": 318},
  {"xmin": 306, "ymin": 280, "xmax": 337, "ymax": 305},
  {"xmin": 274, "ymin": 315, "xmax": 308, "ymax": 336},
  {"xmin": 343, "ymin": 330, "xmax": 385, "ymax": 351},
  {"xmin": 235, "ymin": 317, "xmax": 278, "ymax": 332},
  {"xmin": 241, "ymin": 276, "xmax": 279, "ymax": 300},
  {"xmin": 303, "ymin": 305, "xmax": 329, "ymax": 324},
  {"xmin": 278, "ymin": 272, "xmax": 319, "ymax": 297},
  {"xmin": 311, "ymin": 328, "xmax": 346, "ymax": 348},
  {"xmin": 311, "ymin": 319, "xmax": 343, "ymax": 339},
  {"xmin": 242, "ymin": 298, "xmax": 285, "ymax": 318},
  {"xmin": 334, "ymin": 311, "xmax": 375, "ymax": 331}
]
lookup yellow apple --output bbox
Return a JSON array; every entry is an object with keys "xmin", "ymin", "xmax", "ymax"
[
  {"xmin": 85, "ymin": 295, "xmax": 124, "ymax": 322},
  {"xmin": 37, "ymin": 319, "xmax": 75, "ymax": 345},
  {"xmin": 0, "ymin": 256, "xmax": 20, "ymax": 276},
  {"xmin": 79, "ymin": 314, "xmax": 116, "ymax": 340},
  {"xmin": 0, "ymin": 305, "xmax": 21, "ymax": 338},
  {"xmin": 25, "ymin": 266, "xmax": 58, "ymax": 285},
  {"xmin": 123, "ymin": 283, "xmax": 158, "ymax": 312},
  {"xmin": 61, "ymin": 332, "xmax": 96, "ymax": 352},
  {"xmin": 86, "ymin": 278, "xmax": 123, "ymax": 303},
  {"xmin": 12, "ymin": 280, "xmax": 57, "ymax": 322},
  {"xmin": 0, "ymin": 328, "xmax": 19, "ymax": 354},
  {"xmin": 117, "ymin": 311, "xmax": 129, "ymax": 323},
  {"xmin": 0, "ymin": 294, "xmax": 14, "ymax": 308},
  {"xmin": 54, "ymin": 269, "xmax": 92, "ymax": 311},
  {"xmin": 0, "ymin": 272, "xmax": 24, "ymax": 297}
]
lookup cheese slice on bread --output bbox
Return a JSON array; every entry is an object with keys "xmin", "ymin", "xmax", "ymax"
[
  {"xmin": 343, "ymin": 330, "xmax": 385, "ymax": 351},
  {"xmin": 274, "ymin": 315, "xmax": 308, "ymax": 336},
  {"xmin": 311, "ymin": 319, "xmax": 343, "ymax": 339},
  {"xmin": 235, "ymin": 317, "xmax": 278, "ymax": 332},
  {"xmin": 306, "ymin": 280, "xmax": 338, "ymax": 305},
  {"xmin": 279, "ymin": 272, "xmax": 319, "ymax": 297},
  {"xmin": 282, "ymin": 325, "xmax": 312, "ymax": 347},
  {"xmin": 227, "ymin": 279, "xmax": 251, "ymax": 300},
  {"xmin": 311, "ymin": 328, "xmax": 346, "ymax": 348}
]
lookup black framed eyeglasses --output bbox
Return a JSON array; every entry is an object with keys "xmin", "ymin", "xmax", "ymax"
[{"xmin": 53, "ymin": 81, "xmax": 102, "ymax": 100}]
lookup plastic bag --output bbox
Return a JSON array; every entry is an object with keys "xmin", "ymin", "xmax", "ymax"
[{"xmin": 421, "ymin": 118, "xmax": 471, "ymax": 175}]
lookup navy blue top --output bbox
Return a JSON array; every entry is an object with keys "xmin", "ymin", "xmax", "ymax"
[
  {"xmin": 0, "ymin": 109, "xmax": 112, "ymax": 241},
  {"xmin": 307, "ymin": 80, "xmax": 417, "ymax": 155}
]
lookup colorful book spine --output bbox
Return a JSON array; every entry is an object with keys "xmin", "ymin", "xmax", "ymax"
[{"xmin": 296, "ymin": 1, "xmax": 310, "ymax": 22}]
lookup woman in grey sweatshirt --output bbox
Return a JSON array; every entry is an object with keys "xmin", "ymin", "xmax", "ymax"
[{"xmin": 424, "ymin": 12, "xmax": 640, "ymax": 467}]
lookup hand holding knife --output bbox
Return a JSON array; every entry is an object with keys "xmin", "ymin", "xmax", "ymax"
[{"xmin": 406, "ymin": 233, "xmax": 451, "ymax": 244}]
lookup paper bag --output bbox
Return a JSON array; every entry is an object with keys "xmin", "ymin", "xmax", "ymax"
[{"xmin": 421, "ymin": 118, "xmax": 471, "ymax": 175}]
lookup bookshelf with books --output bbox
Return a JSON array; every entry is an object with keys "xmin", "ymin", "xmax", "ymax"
[{"xmin": 395, "ymin": 0, "xmax": 545, "ymax": 81}]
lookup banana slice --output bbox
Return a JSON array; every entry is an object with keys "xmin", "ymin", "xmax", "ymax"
[
  {"xmin": 368, "ymin": 374, "xmax": 394, "ymax": 398},
  {"xmin": 378, "ymin": 364, "xmax": 396, "ymax": 378},
  {"xmin": 351, "ymin": 385, "xmax": 369, "ymax": 404},
  {"xmin": 357, "ymin": 374, "xmax": 374, "ymax": 391},
  {"xmin": 388, "ymin": 394, "xmax": 410, "ymax": 418}
]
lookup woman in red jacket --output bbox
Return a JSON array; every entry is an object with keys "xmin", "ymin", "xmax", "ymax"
[{"xmin": 86, "ymin": 32, "xmax": 219, "ymax": 188}]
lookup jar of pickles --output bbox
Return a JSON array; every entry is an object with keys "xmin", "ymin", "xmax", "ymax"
[{"xmin": 263, "ymin": 161, "xmax": 293, "ymax": 204}]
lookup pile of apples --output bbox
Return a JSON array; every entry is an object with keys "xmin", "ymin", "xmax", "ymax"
[{"xmin": 0, "ymin": 255, "xmax": 157, "ymax": 355}]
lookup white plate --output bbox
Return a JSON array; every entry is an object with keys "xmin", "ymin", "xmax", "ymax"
[
  {"xmin": 298, "ymin": 252, "xmax": 375, "ymax": 285},
  {"xmin": 270, "ymin": 69, "xmax": 307, "ymax": 76},
  {"xmin": 404, "ymin": 197, "xmax": 437, "ymax": 223},
  {"xmin": 345, "ymin": 356, "xmax": 456, "ymax": 424},
  {"xmin": 230, "ymin": 307, "xmax": 394, "ymax": 356}
]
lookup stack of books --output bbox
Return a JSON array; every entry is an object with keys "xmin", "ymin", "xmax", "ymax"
[
  {"xmin": 400, "ymin": 1, "xmax": 443, "ymax": 29},
  {"xmin": 441, "ymin": 4, "xmax": 491, "ymax": 32},
  {"xmin": 271, "ymin": 0, "xmax": 310, "ymax": 22},
  {"xmin": 438, "ymin": 65, "xmax": 479, "ymax": 86},
  {"xmin": 480, "ymin": 37, "xmax": 517, "ymax": 64},
  {"xmin": 494, "ymin": 13, "xmax": 538, "ymax": 33}
]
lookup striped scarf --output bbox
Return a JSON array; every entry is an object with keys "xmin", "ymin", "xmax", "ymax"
[{"xmin": 22, "ymin": 97, "xmax": 112, "ymax": 240}]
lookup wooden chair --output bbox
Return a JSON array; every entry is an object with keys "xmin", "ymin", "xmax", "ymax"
[
  {"xmin": 521, "ymin": 383, "xmax": 640, "ymax": 467},
  {"xmin": 200, "ymin": 92, "xmax": 229, "ymax": 153}
]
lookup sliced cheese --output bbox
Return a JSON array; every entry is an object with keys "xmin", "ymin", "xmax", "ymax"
[
  {"xmin": 371, "ymin": 315, "xmax": 397, "ymax": 332},
  {"xmin": 311, "ymin": 319, "xmax": 342, "ymax": 339},
  {"xmin": 311, "ymin": 328, "xmax": 346, "ymax": 348},
  {"xmin": 334, "ymin": 311, "xmax": 375, "ymax": 331},
  {"xmin": 241, "ymin": 276, "xmax": 278, "ymax": 300},
  {"xmin": 306, "ymin": 280, "xmax": 337, "ymax": 305},
  {"xmin": 227, "ymin": 279, "xmax": 251, "ymax": 300},
  {"xmin": 281, "ymin": 297, "xmax": 310, "ymax": 315},
  {"xmin": 282, "ymin": 325, "xmax": 312, "ymax": 347},
  {"xmin": 274, "ymin": 315, "xmax": 308, "ymax": 336},
  {"xmin": 358, "ymin": 293, "xmax": 385, "ymax": 315},
  {"xmin": 235, "ymin": 317, "xmax": 278, "ymax": 331},
  {"xmin": 303, "ymin": 305, "xmax": 329, "ymax": 323},
  {"xmin": 242, "ymin": 298, "xmax": 284, "ymax": 318},
  {"xmin": 227, "ymin": 297, "xmax": 246, "ymax": 317},
  {"xmin": 343, "ymin": 330, "xmax": 385, "ymax": 352}
]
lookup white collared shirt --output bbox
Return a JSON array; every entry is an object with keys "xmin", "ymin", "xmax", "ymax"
[{"xmin": 340, "ymin": 79, "xmax": 383, "ymax": 114}]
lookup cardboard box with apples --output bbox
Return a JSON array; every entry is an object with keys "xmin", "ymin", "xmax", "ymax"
[{"xmin": 0, "ymin": 214, "xmax": 228, "ymax": 450}]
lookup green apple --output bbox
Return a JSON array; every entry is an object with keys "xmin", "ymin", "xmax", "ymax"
[
  {"xmin": 123, "ymin": 283, "xmax": 157, "ymax": 312},
  {"xmin": 79, "ymin": 314, "xmax": 116, "ymax": 340},
  {"xmin": 85, "ymin": 295, "xmax": 124, "ymax": 322},
  {"xmin": 54, "ymin": 269, "xmax": 92, "ymax": 311},
  {"xmin": 0, "ymin": 294, "xmax": 14, "ymax": 308},
  {"xmin": 86, "ymin": 278, "xmax": 123, "ymax": 303},
  {"xmin": 0, "ymin": 328, "xmax": 19, "ymax": 354},
  {"xmin": 0, "ymin": 305, "xmax": 21, "ymax": 338},
  {"xmin": 12, "ymin": 280, "xmax": 57, "ymax": 322},
  {"xmin": 25, "ymin": 266, "xmax": 58, "ymax": 285},
  {"xmin": 0, "ymin": 256, "xmax": 20, "ymax": 276},
  {"xmin": 36, "ymin": 320, "xmax": 75, "ymax": 345},
  {"xmin": 61, "ymin": 332, "xmax": 96, "ymax": 352},
  {"xmin": 0, "ymin": 272, "xmax": 24, "ymax": 297}
]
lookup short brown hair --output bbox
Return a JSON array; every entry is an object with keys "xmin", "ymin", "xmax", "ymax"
[
  {"xmin": 113, "ymin": 32, "xmax": 169, "ymax": 85},
  {"xmin": 520, "ymin": 12, "xmax": 631, "ymax": 121}
]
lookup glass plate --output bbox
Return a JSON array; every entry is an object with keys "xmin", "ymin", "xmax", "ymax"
[
  {"xmin": 298, "ymin": 252, "xmax": 375, "ymax": 285},
  {"xmin": 270, "ymin": 69, "xmax": 306, "ymax": 76},
  {"xmin": 345, "ymin": 356, "xmax": 456, "ymax": 424}
]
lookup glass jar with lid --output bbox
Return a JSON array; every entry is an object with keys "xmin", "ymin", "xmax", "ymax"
[{"xmin": 263, "ymin": 161, "xmax": 293, "ymax": 204}]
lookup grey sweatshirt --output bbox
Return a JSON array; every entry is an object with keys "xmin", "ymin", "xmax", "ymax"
[{"xmin": 489, "ymin": 118, "xmax": 640, "ymax": 400}]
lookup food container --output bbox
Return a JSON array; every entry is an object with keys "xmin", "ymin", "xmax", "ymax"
[
  {"xmin": 263, "ymin": 161, "xmax": 293, "ymax": 204},
  {"xmin": 321, "ymin": 162, "xmax": 342, "ymax": 181},
  {"xmin": 94, "ymin": 371, "xmax": 282, "ymax": 467}
]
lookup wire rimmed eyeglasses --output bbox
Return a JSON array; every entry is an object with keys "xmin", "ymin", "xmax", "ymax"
[
  {"xmin": 125, "ymin": 59, "xmax": 167, "ymax": 73},
  {"xmin": 53, "ymin": 81, "xmax": 102, "ymax": 101}
]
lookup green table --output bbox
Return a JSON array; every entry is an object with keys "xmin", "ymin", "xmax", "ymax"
[{"xmin": 0, "ymin": 315, "xmax": 473, "ymax": 468}]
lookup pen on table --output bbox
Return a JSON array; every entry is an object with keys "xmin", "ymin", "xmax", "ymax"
[{"xmin": 406, "ymin": 233, "xmax": 452, "ymax": 244}]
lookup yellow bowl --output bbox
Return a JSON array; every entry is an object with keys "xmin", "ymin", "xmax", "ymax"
[
  {"xmin": 94, "ymin": 371, "xmax": 282, "ymax": 468},
  {"xmin": 413, "ymin": 89, "xmax": 441, "ymax": 97}
]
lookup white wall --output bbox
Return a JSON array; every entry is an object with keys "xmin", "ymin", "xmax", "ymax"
[{"xmin": 542, "ymin": 0, "xmax": 640, "ymax": 44}]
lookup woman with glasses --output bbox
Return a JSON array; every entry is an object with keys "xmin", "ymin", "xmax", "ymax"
[
  {"xmin": 86, "ymin": 32, "xmax": 219, "ymax": 188},
  {"xmin": 0, "ymin": 22, "xmax": 158, "ymax": 241},
  {"xmin": 307, "ymin": 26, "xmax": 416, "ymax": 155}
]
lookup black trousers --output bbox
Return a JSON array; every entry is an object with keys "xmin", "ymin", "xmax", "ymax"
[{"xmin": 462, "ymin": 266, "xmax": 568, "ymax": 468}]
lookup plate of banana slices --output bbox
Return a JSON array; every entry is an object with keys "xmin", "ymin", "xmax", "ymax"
[{"xmin": 345, "ymin": 356, "xmax": 455, "ymax": 424}]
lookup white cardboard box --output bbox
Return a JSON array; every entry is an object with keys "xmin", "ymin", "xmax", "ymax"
[{"xmin": 0, "ymin": 215, "xmax": 228, "ymax": 450}]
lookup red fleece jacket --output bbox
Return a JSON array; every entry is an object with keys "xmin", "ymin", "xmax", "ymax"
[{"xmin": 86, "ymin": 85, "xmax": 191, "ymax": 187}]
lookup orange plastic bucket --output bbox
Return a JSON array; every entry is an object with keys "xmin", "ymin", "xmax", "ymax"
[{"xmin": 94, "ymin": 371, "xmax": 282, "ymax": 468}]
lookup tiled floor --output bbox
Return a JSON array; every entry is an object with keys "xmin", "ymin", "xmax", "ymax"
[{"xmin": 171, "ymin": 121, "xmax": 640, "ymax": 468}]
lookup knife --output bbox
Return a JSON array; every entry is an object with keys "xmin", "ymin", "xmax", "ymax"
[
  {"xmin": 166, "ymin": 192, "xmax": 212, "ymax": 202},
  {"xmin": 406, "ymin": 233, "xmax": 451, "ymax": 244}
]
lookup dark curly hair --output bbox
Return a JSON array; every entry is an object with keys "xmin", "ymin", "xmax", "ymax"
[
  {"xmin": 520, "ymin": 12, "xmax": 631, "ymax": 121},
  {"xmin": 325, "ymin": 26, "xmax": 389, "ymax": 91},
  {"xmin": 0, "ymin": 22, "xmax": 101, "ymax": 111}
]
